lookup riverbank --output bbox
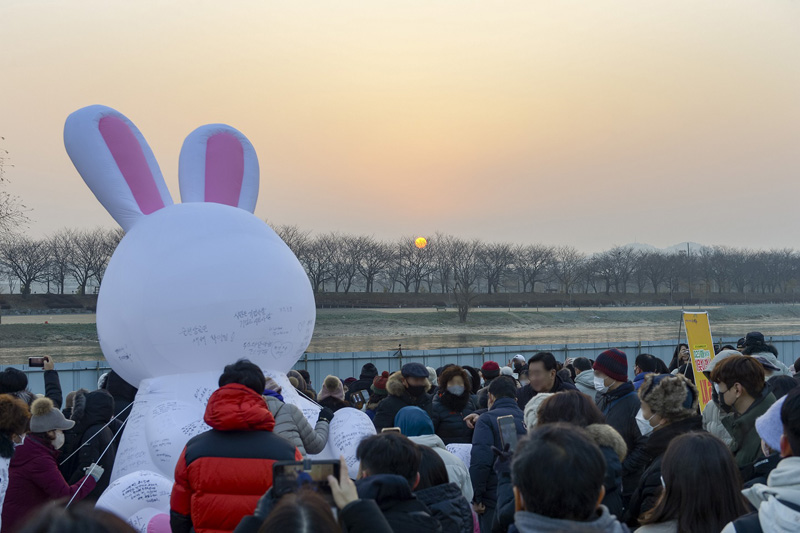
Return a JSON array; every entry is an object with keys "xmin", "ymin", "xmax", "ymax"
[{"xmin": 2, "ymin": 304, "xmax": 800, "ymax": 365}]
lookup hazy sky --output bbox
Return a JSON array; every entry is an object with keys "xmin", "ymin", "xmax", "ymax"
[{"xmin": 2, "ymin": 1, "xmax": 799, "ymax": 252}]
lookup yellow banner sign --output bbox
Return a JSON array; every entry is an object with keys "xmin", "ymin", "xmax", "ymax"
[{"xmin": 683, "ymin": 312, "xmax": 715, "ymax": 412}]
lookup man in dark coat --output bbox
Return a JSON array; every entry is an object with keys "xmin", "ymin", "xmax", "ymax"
[
  {"xmin": 593, "ymin": 348, "xmax": 649, "ymax": 505},
  {"xmin": 373, "ymin": 363, "xmax": 433, "ymax": 432},
  {"xmin": 345, "ymin": 363, "xmax": 379, "ymax": 403},
  {"xmin": 170, "ymin": 360, "xmax": 302, "ymax": 533},
  {"xmin": 516, "ymin": 352, "xmax": 577, "ymax": 409},
  {"xmin": 355, "ymin": 432, "xmax": 442, "ymax": 533},
  {"xmin": 470, "ymin": 376, "xmax": 526, "ymax": 533}
]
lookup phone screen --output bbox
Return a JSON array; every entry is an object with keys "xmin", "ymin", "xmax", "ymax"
[
  {"xmin": 273, "ymin": 461, "xmax": 340, "ymax": 506},
  {"xmin": 28, "ymin": 357, "xmax": 45, "ymax": 368},
  {"xmin": 352, "ymin": 390, "xmax": 368, "ymax": 410},
  {"xmin": 497, "ymin": 415, "xmax": 518, "ymax": 451}
]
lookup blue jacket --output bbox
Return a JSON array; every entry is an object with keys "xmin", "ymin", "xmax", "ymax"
[
  {"xmin": 632, "ymin": 372, "xmax": 653, "ymax": 391},
  {"xmin": 469, "ymin": 397, "xmax": 525, "ymax": 506}
]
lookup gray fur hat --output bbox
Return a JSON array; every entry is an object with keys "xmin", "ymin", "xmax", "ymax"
[
  {"xmin": 639, "ymin": 374, "xmax": 698, "ymax": 421},
  {"xmin": 29, "ymin": 397, "xmax": 74, "ymax": 433}
]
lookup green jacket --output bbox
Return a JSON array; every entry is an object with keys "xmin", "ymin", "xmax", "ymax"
[{"xmin": 721, "ymin": 388, "xmax": 776, "ymax": 468}]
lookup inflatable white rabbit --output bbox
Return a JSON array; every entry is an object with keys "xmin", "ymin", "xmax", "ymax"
[{"xmin": 63, "ymin": 106, "xmax": 374, "ymax": 532}]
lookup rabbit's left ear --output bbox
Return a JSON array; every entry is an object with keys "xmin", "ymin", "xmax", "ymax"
[
  {"xmin": 178, "ymin": 125, "xmax": 259, "ymax": 213},
  {"xmin": 64, "ymin": 106, "xmax": 174, "ymax": 232}
]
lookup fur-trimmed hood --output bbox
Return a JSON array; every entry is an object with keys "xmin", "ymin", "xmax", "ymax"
[
  {"xmin": 71, "ymin": 389, "xmax": 114, "ymax": 430},
  {"xmin": 585, "ymin": 423, "xmax": 627, "ymax": 462},
  {"xmin": 386, "ymin": 371, "xmax": 430, "ymax": 398}
]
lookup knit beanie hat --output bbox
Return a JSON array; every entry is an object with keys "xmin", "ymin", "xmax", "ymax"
[
  {"xmin": 638, "ymin": 374, "xmax": 698, "ymax": 421},
  {"xmin": 359, "ymin": 363, "xmax": 378, "ymax": 381},
  {"xmin": 395, "ymin": 406, "xmax": 434, "ymax": 437},
  {"xmin": 593, "ymin": 349, "xmax": 629, "ymax": 383},
  {"xmin": 481, "ymin": 361, "xmax": 501, "ymax": 379},
  {"xmin": 30, "ymin": 397, "xmax": 74, "ymax": 433},
  {"xmin": 318, "ymin": 375, "xmax": 344, "ymax": 402},
  {"xmin": 756, "ymin": 395, "xmax": 786, "ymax": 451},
  {"xmin": 371, "ymin": 371, "xmax": 390, "ymax": 396}
]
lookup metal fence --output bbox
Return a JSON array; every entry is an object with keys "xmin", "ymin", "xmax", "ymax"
[{"xmin": 7, "ymin": 335, "xmax": 797, "ymax": 403}]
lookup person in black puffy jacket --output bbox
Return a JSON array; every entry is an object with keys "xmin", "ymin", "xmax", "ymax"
[
  {"xmin": 345, "ymin": 363, "xmax": 379, "ymax": 403},
  {"xmin": 373, "ymin": 364, "xmax": 433, "ymax": 432},
  {"xmin": 415, "ymin": 446, "xmax": 474, "ymax": 533},
  {"xmin": 60, "ymin": 389, "xmax": 117, "ymax": 499},
  {"xmin": 431, "ymin": 365, "xmax": 478, "ymax": 445}
]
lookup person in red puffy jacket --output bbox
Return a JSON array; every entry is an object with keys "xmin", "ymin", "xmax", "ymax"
[{"xmin": 170, "ymin": 360, "xmax": 302, "ymax": 533}]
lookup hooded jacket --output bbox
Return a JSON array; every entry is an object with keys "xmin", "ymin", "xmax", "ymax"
[
  {"xmin": 722, "ymin": 388, "xmax": 776, "ymax": 468},
  {"xmin": 575, "ymin": 370, "xmax": 597, "ymax": 401},
  {"xmin": 723, "ymin": 456, "xmax": 800, "ymax": 533},
  {"xmin": 2, "ymin": 434, "xmax": 97, "ymax": 532},
  {"xmin": 61, "ymin": 389, "xmax": 116, "ymax": 499},
  {"xmin": 356, "ymin": 474, "xmax": 442, "ymax": 533},
  {"xmin": 263, "ymin": 395, "xmax": 329, "ymax": 456},
  {"xmin": 373, "ymin": 372, "xmax": 432, "ymax": 432},
  {"xmin": 170, "ymin": 384, "xmax": 302, "ymax": 533},
  {"xmin": 345, "ymin": 363, "xmax": 379, "ymax": 403},
  {"xmin": 510, "ymin": 506, "xmax": 631, "ymax": 533},
  {"xmin": 624, "ymin": 416, "xmax": 704, "ymax": 526},
  {"xmin": 415, "ymin": 482, "xmax": 474, "ymax": 533},
  {"xmin": 409, "ymin": 433, "xmax": 474, "ymax": 502}
]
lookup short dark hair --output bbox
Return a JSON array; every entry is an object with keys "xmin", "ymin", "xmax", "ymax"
[
  {"xmin": 0, "ymin": 368, "xmax": 28, "ymax": 395},
  {"xmin": 257, "ymin": 490, "xmax": 340, "ymax": 533},
  {"xmin": 781, "ymin": 387, "xmax": 800, "ymax": 456},
  {"xmin": 488, "ymin": 375, "xmax": 518, "ymax": 400},
  {"xmin": 635, "ymin": 354, "xmax": 658, "ymax": 373},
  {"xmin": 794, "ymin": 357, "xmax": 800, "ymax": 374},
  {"xmin": 537, "ymin": 391, "xmax": 606, "ymax": 427},
  {"xmin": 528, "ymin": 352, "xmax": 558, "ymax": 372},
  {"xmin": 356, "ymin": 432, "xmax": 420, "ymax": 485},
  {"xmin": 416, "ymin": 445, "xmax": 449, "ymax": 490},
  {"xmin": 218, "ymin": 359, "xmax": 266, "ymax": 395},
  {"xmin": 512, "ymin": 424, "xmax": 605, "ymax": 521},
  {"xmin": 298, "ymin": 369, "xmax": 312, "ymax": 385},
  {"xmin": 709, "ymin": 355, "xmax": 765, "ymax": 398},
  {"xmin": 16, "ymin": 502, "xmax": 136, "ymax": 533},
  {"xmin": 573, "ymin": 357, "xmax": 592, "ymax": 372}
]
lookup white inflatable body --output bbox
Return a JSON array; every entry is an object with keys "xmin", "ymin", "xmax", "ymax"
[{"xmin": 64, "ymin": 106, "xmax": 374, "ymax": 531}]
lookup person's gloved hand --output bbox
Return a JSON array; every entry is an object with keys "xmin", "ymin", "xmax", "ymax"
[
  {"xmin": 492, "ymin": 443, "xmax": 513, "ymax": 476},
  {"xmin": 318, "ymin": 407, "xmax": 335, "ymax": 423},
  {"xmin": 84, "ymin": 463, "xmax": 104, "ymax": 482},
  {"xmin": 253, "ymin": 488, "xmax": 278, "ymax": 520}
]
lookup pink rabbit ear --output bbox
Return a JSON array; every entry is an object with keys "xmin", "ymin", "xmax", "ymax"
[
  {"xmin": 63, "ymin": 105, "xmax": 174, "ymax": 232},
  {"xmin": 178, "ymin": 125, "xmax": 259, "ymax": 213}
]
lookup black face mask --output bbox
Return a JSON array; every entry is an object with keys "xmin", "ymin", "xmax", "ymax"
[
  {"xmin": 717, "ymin": 386, "xmax": 734, "ymax": 414},
  {"xmin": 406, "ymin": 385, "xmax": 427, "ymax": 398}
]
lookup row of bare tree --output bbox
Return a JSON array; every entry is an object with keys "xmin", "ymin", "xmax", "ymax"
[
  {"xmin": 3, "ymin": 224, "xmax": 799, "ymax": 322},
  {"xmin": 0, "ymin": 229, "xmax": 123, "ymax": 295},
  {"xmin": 270, "ymin": 225, "xmax": 800, "ymax": 321}
]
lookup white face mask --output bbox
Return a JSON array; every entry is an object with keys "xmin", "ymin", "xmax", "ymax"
[
  {"xmin": 52, "ymin": 431, "xmax": 65, "ymax": 450},
  {"xmin": 635, "ymin": 408, "xmax": 658, "ymax": 436},
  {"xmin": 447, "ymin": 385, "xmax": 465, "ymax": 396},
  {"xmin": 593, "ymin": 376, "xmax": 610, "ymax": 394}
]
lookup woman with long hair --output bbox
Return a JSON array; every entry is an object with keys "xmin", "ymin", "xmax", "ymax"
[
  {"xmin": 637, "ymin": 432, "xmax": 749, "ymax": 533},
  {"xmin": 668, "ymin": 344, "xmax": 689, "ymax": 373}
]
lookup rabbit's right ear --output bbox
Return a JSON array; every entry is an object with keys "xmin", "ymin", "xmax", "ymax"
[{"xmin": 64, "ymin": 105, "xmax": 174, "ymax": 232}]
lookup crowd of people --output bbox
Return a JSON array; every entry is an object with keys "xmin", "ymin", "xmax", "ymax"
[{"xmin": 0, "ymin": 331, "xmax": 799, "ymax": 532}]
